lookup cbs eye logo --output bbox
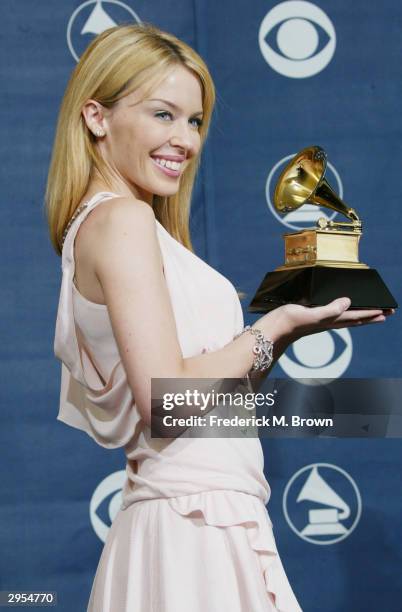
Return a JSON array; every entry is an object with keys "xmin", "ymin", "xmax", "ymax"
[
  {"xmin": 89, "ymin": 470, "xmax": 126, "ymax": 542},
  {"xmin": 258, "ymin": 1, "xmax": 336, "ymax": 78},
  {"xmin": 279, "ymin": 328, "xmax": 353, "ymax": 380}
]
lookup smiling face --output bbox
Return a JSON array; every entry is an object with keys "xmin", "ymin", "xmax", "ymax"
[{"xmin": 83, "ymin": 65, "xmax": 204, "ymax": 204}]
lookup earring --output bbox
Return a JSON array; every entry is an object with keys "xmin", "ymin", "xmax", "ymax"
[{"xmin": 94, "ymin": 128, "xmax": 105, "ymax": 137}]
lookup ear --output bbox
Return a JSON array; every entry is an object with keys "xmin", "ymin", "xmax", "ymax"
[{"xmin": 81, "ymin": 99, "xmax": 106, "ymax": 137}]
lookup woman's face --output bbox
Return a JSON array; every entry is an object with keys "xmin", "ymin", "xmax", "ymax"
[{"xmin": 86, "ymin": 65, "xmax": 204, "ymax": 204}]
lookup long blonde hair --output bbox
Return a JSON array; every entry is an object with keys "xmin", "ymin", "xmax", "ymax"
[{"xmin": 45, "ymin": 23, "xmax": 215, "ymax": 257}]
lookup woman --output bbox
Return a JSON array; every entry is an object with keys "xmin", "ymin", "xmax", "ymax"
[{"xmin": 46, "ymin": 23, "xmax": 393, "ymax": 612}]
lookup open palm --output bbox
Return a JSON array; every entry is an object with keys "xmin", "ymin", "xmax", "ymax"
[{"xmin": 269, "ymin": 297, "xmax": 394, "ymax": 342}]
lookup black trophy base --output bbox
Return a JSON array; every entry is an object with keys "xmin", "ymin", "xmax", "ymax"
[{"xmin": 248, "ymin": 266, "xmax": 398, "ymax": 313}]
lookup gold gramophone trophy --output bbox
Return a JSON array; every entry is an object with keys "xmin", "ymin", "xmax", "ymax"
[{"xmin": 249, "ymin": 146, "xmax": 398, "ymax": 312}]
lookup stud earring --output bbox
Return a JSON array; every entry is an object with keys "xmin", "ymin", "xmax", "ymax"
[{"xmin": 94, "ymin": 128, "xmax": 105, "ymax": 137}]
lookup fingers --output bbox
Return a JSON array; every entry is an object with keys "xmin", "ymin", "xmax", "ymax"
[
  {"xmin": 312, "ymin": 298, "xmax": 396, "ymax": 330},
  {"xmin": 332, "ymin": 312, "xmax": 386, "ymax": 328},
  {"xmin": 312, "ymin": 297, "xmax": 352, "ymax": 321},
  {"xmin": 336, "ymin": 306, "xmax": 396, "ymax": 322},
  {"xmin": 318, "ymin": 299, "xmax": 396, "ymax": 322},
  {"xmin": 287, "ymin": 299, "xmax": 395, "ymax": 338},
  {"xmin": 352, "ymin": 314, "xmax": 385, "ymax": 325},
  {"xmin": 337, "ymin": 308, "xmax": 384, "ymax": 320}
]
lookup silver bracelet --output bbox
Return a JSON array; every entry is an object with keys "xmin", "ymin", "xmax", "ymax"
[{"xmin": 234, "ymin": 325, "xmax": 274, "ymax": 372}]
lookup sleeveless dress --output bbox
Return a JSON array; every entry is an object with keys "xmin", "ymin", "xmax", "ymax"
[{"xmin": 54, "ymin": 192, "xmax": 303, "ymax": 612}]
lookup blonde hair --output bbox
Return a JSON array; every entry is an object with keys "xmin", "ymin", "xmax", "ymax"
[
  {"xmin": 45, "ymin": 23, "xmax": 215, "ymax": 257},
  {"xmin": 45, "ymin": 23, "xmax": 215, "ymax": 255}
]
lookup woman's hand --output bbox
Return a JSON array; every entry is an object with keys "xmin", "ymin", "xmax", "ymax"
[{"xmin": 257, "ymin": 297, "xmax": 395, "ymax": 345}]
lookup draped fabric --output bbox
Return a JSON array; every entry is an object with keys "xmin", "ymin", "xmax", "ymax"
[{"xmin": 54, "ymin": 192, "xmax": 302, "ymax": 611}]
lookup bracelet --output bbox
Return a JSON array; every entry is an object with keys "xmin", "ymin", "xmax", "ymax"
[{"xmin": 234, "ymin": 325, "xmax": 274, "ymax": 372}]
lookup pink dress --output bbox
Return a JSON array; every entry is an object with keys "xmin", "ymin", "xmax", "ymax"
[{"xmin": 54, "ymin": 191, "xmax": 303, "ymax": 612}]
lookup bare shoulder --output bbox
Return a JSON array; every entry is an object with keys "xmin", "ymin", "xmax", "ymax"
[
  {"xmin": 94, "ymin": 196, "xmax": 157, "ymax": 250},
  {"xmin": 89, "ymin": 196, "xmax": 155, "ymax": 234},
  {"xmin": 76, "ymin": 196, "xmax": 156, "ymax": 260},
  {"xmin": 74, "ymin": 196, "xmax": 158, "ymax": 304},
  {"xmin": 103, "ymin": 195, "xmax": 154, "ymax": 218},
  {"xmin": 93, "ymin": 196, "xmax": 159, "ymax": 271}
]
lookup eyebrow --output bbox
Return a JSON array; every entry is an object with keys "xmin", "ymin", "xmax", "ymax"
[{"xmin": 147, "ymin": 98, "xmax": 203, "ymax": 116}]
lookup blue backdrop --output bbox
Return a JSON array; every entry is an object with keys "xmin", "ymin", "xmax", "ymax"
[{"xmin": 1, "ymin": 1, "xmax": 401, "ymax": 610}]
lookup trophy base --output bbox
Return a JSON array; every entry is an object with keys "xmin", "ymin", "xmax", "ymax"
[{"xmin": 248, "ymin": 266, "xmax": 398, "ymax": 313}]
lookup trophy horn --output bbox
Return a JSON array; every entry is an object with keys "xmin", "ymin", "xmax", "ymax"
[{"xmin": 274, "ymin": 146, "xmax": 360, "ymax": 222}]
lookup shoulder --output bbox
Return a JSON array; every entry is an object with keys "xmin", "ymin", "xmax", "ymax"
[
  {"xmin": 92, "ymin": 196, "xmax": 156, "ymax": 231},
  {"xmin": 90, "ymin": 195, "xmax": 165, "ymax": 299},
  {"xmin": 90, "ymin": 197, "xmax": 162, "ymax": 271},
  {"xmin": 75, "ymin": 196, "xmax": 158, "ymax": 273},
  {"xmin": 78, "ymin": 196, "xmax": 156, "ymax": 250}
]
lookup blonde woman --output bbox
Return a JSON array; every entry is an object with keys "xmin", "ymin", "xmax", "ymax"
[{"xmin": 46, "ymin": 23, "xmax": 393, "ymax": 612}]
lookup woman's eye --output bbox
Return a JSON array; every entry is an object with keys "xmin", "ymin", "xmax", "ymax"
[
  {"xmin": 190, "ymin": 117, "xmax": 203, "ymax": 129},
  {"xmin": 155, "ymin": 111, "xmax": 173, "ymax": 121},
  {"xmin": 154, "ymin": 111, "xmax": 202, "ymax": 129}
]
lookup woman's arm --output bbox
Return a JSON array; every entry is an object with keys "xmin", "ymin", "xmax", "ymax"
[
  {"xmin": 92, "ymin": 198, "xmax": 266, "ymax": 425},
  {"xmin": 92, "ymin": 197, "xmax": 392, "ymax": 426}
]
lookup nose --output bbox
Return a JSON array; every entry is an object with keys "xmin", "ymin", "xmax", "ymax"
[{"xmin": 169, "ymin": 119, "xmax": 199, "ymax": 156}]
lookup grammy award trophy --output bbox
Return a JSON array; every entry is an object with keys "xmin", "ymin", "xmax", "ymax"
[{"xmin": 249, "ymin": 146, "xmax": 398, "ymax": 313}]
